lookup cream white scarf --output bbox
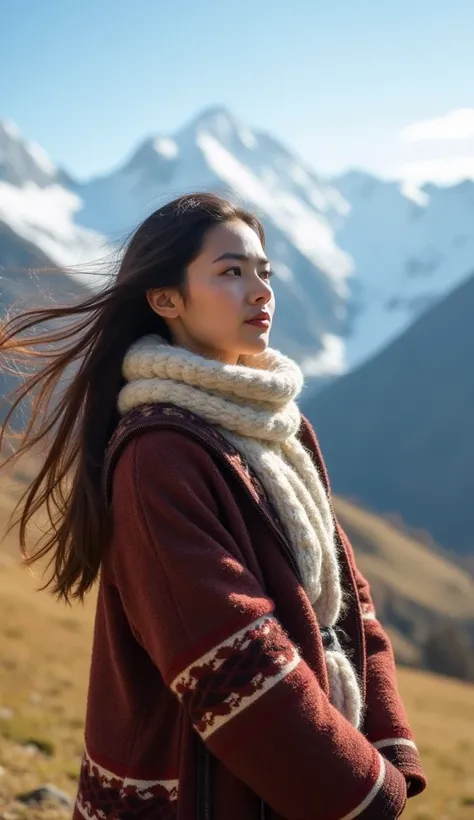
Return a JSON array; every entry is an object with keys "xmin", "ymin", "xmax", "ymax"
[{"xmin": 117, "ymin": 334, "xmax": 362, "ymax": 728}]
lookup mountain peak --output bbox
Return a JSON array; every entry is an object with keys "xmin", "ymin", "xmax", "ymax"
[
  {"xmin": 179, "ymin": 105, "xmax": 258, "ymax": 151},
  {"xmin": 126, "ymin": 132, "xmax": 179, "ymax": 167},
  {"xmin": 191, "ymin": 104, "xmax": 235, "ymax": 128},
  {"xmin": 0, "ymin": 118, "xmax": 23, "ymax": 141},
  {"xmin": 0, "ymin": 118, "xmax": 59, "ymax": 187}
]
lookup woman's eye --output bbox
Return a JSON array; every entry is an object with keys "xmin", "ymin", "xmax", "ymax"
[{"xmin": 221, "ymin": 267, "xmax": 274, "ymax": 279}]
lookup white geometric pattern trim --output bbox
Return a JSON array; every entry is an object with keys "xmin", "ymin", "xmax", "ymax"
[
  {"xmin": 170, "ymin": 613, "xmax": 302, "ymax": 740},
  {"xmin": 82, "ymin": 748, "xmax": 179, "ymax": 799}
]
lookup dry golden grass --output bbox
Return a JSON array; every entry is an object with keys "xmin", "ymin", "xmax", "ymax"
[
  {"xmin": 0, "ymin": 559, "xmax": 95, "ymax": 819},
  {"xmin": 0, "ymin": 465, "xmax": 94, "ymax": 818},
  {"xmin": 334, "ymin": 496, "xmax": 474, "ymax": 621},
  {"xmin": 1, "ymin": 468, "xmax": 474, "ymax": 818},
  {"xmin": 334, "ymin": 496, "xmax": 474, "ymax": 668}
]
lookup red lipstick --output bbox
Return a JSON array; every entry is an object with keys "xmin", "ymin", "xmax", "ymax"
[{"xmin": 245, "ymin": 310, "xmax": 271, "ymax": 328}]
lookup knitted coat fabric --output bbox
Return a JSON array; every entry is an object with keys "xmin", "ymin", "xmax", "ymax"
[
  {"xmin": 72, "ymin": 401, "xmax": 427, "ymax": 820},
  {"xmin": 117, "ymin": 333, "xmax": 362, "ymax": 729}
]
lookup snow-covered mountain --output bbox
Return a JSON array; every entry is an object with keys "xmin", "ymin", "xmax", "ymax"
[
  {"xmin": 76, "ymin": 107, "xmax": 474, "ymax": 373},
  {"xmin": 0, "ymin": 119, "xmax": 109, "ymax": 283},
  {"xmin": 76, "ymin": 107, "xmax": 353, "ymax": 376},
  {"xmin": 0, "ymin": 118, "xmax": 66, "ymax": 189},
  {"xmin": 331, "ymin": 169, "xmax": 474, "ymax": 367},
  {"xmin": 1, "ymin": 108, "xmax": 474, "ymax": 381}
]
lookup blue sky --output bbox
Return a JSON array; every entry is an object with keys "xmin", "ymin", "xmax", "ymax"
[{"xmin": 2, "ymin": 0, "xmax": 473, "ymax": 182}]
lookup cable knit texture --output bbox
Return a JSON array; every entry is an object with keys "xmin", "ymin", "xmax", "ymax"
[{"xmin": 117, "ymin": 333, "xmax": 363, "ymax": 728}]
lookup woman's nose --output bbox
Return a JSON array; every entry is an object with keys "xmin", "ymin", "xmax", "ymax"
[{"xmin": 249, "ymin": 274, "xmax": 272, "ymax": 303}]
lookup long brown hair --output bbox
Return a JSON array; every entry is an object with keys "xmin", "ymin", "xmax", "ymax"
[{"xmin": 0, "ymin": 192, "xmax": 265, "ymax": 603}]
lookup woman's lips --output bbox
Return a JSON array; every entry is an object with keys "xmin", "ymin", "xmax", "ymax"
[
  {"xmin": 245, "ymin": 319, "xmax": 270, "ymax": 327},
  {"xmin": 245, "ymin": 316, "xmax": 271, "ymax": 327}
]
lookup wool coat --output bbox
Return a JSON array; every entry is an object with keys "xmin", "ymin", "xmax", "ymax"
[{"xmin": 73, "ymin": 401, "xmax": 427, "ymax": 820}]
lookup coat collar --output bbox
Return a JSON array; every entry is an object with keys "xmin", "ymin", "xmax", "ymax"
[{"xmin": 105, "ymin": 401, "xmax": 284, "ymax": 531}]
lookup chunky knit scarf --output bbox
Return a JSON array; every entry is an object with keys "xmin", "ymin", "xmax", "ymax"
[{"xmin": 117, "ymin": 334, "xmax": 363, "ymax": 728}]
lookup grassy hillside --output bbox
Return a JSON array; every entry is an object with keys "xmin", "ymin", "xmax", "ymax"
[
  {"xmin": 1, "ymin": 466, "xmax": 474, "ymax": 818},
  {"xmin": 334, "ymin": 497, "xmax": 474, "ymax": 666}
]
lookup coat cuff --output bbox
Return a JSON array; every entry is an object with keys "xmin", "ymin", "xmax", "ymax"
[
  {"xmin": 339, "ymin": 753, "xmax": 407, "ymax": 819},
  {"xmin": 373, "ymin": 738, "xmax": 427, "ymax": 798}
]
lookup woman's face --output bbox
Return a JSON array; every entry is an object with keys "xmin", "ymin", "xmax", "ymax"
[{"xmin": 147, "ymin": 219, "xmax": 275, "ymax": 364}]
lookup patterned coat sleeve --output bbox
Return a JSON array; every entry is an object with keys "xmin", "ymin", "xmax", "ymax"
[
  {"xmin": 337, "ymin": 525, "xmax": 427, "ymax": 798},
  {"xmin": 110, "ymin": 429, "xmax": 408, "ymax": 820},
  {"xmin": 299, "ymin": 413, "xmax": 427, "ymax": 800}
]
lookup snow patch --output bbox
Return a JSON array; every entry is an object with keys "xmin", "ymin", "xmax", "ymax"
[
  {"xmin": 1, "ymin": 119, "xmax": 22, "ymax": 140},
  {"xmin": 289, "ymin": 165, "xmax": 310, "ymax": 186},
  {"xmin": 0, "ymin": 181, "xmax": 110, "ymax": 288},
  {"xmin": 238, "ymin": 127, "xmax": 257, "ymax": 149},
  {"xmin": 153, "ymin": 137, "xmax": 178, "ymax": 159},
  {"xmin": 272, "ymin": 261, "xmax": 293, "ymax": 282},
  {"xmin": 400, "ymin": 179, "xmax": 430, "ymax": 206},
  {"xmin": 25, "ymin": 141, "xmax": 57, "ymax": 175},
  {"xmin": 300, "ymin": 334, "xmax": 346, "ymax": 376}
]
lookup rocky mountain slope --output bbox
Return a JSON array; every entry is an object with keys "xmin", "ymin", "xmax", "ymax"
[{"xmin": 303, "ymin": 271, "xmax": 474, "ymax": 558}]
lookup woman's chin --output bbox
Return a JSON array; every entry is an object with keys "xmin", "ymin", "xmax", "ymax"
[
  {"xmin": 238, "ymin": 336, "xmax": 270, "ymax": 356},
  {"xmin": 242, "ymin": 323, "xmax": 270, "ymax": 342}
]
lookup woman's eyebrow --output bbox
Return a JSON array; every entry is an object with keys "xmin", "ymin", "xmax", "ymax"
[{"xmin": 212, "ymin": 252, "xmax": 270, "ymax": 264}]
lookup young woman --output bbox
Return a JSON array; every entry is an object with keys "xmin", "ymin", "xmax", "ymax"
[{"xmin": 0, "ymin": 193, "xmax": 426, "ymax": 819}]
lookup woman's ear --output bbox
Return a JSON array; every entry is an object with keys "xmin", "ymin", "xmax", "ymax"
[{"xmin": 146, "ymin": 288, "xmax": 180, "ymax": 319}]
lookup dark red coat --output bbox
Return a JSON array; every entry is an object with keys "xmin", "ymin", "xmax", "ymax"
[{"xmin": 73, "ymin": 402, "xmax": 426, "ymax": 819}]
